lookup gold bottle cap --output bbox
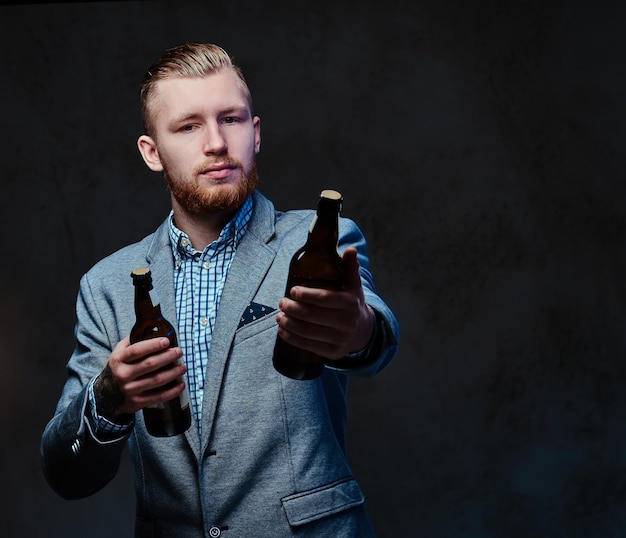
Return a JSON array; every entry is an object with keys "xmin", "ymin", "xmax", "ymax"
[
  {"xmin": 320, "ymin": 189, "xmax": 342, "ymax": 201},
  {"xmin": 131, "ymin": 267, "xmax": 151, "ymax": 276}
]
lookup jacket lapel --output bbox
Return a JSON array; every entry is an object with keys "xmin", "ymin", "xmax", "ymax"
[{"xmin": 198, "ymin": 192, "xmax": 277, "ymax": 453}]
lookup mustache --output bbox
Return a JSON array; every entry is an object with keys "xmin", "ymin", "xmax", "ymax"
[{"xmin": 193, "ymin": 156, "xmax": 243, "ymax": 175}]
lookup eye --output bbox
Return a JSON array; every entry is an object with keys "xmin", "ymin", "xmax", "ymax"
[
  {"xmin": 222, "ymin": 116, "xmax": 240, "ymax": 124},
  {"xmin": 180, "ymin": 124, "xmax": 196, "ymax": 132}
]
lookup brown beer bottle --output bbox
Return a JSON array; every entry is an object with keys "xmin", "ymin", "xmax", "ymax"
[
  {"xmin": 129, "ymin": 267, "xmax": 191, "ymax": 437},
  {"xmin": 273, "ymin": 189, "xmax": 344, "ymax": 380}
]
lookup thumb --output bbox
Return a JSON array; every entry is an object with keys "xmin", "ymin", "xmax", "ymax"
[{"xmin": 341, "ymin": 247, "xmax": 363, "ymax": 292}]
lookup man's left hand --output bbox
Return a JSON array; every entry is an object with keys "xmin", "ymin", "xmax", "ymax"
[{"xmin": 275, "ymin": 246, "xmax": 374, "ymax": 360}]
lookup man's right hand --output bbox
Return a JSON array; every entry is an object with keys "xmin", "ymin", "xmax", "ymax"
[{"xmin": 93, "ymin": 335, "xmax": 187, "ymax": 421}]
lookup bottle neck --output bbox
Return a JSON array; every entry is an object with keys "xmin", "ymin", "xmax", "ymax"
[
  {"xmin": 306, "ymin": 208, "xmax": 339, "ymax": 249},
  {"xmin": 133, "ymin": 280, "xmax": 162, "ymax": 318}
]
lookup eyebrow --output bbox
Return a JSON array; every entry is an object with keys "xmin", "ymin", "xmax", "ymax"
[
  {"xmin": 219, "ymin": 105, "xmax": 252, "ymax": 118},
  {"xmin": 170, "ymin": 112, "xmax": 201, "ymax": 125},
  {"xmin": 171, "ymin": 105, "xmax": 251, "ymax": 125}
]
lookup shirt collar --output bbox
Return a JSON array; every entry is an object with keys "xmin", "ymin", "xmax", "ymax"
[{"xmin": 168, "ymin": 195, "xmax": 253, "ymax": 261}]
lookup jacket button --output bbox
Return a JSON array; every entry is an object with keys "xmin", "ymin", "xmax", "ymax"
[{"xmin": 209, "ymin": 527, "xmax": 221, "ymax": 537}]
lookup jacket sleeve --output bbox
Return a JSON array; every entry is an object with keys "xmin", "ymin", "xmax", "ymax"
[
  {"xmin": 327, "ymin": 217, "xmax": 400, "ymax": 377},
  {"xmin": 40, "ymin": 272, "xmax": 130, "ymax": 500}
]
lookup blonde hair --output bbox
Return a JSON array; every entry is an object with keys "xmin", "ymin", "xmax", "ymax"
[{"xmin": 140, "ymin": 43, "xmax": 252, "ymax": 136}]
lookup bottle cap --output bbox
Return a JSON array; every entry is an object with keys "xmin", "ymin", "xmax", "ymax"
[
  {"xmin": 320, "ymin": 189, "xmax": 342, "ymax": 201},
  {"xmin": 318, "ymin": 189, "xmax": 343, "ymax": 212},
  {"xmin": 131, "ymin": 267, "xmax": 152, "ymax": 279}
]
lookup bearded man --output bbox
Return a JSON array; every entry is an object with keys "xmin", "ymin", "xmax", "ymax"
[{"xmin": 41, "ymin": 43, "xmax": 399, "ymax": 538}]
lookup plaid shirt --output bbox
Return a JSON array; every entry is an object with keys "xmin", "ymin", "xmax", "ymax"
[
  {"xmin": 168, "ymin": 196, "xmax": 253, "ymax": 434},
  {"xmin": 88, "ymin": 195, "xmax": 253, "ymax": 437}
]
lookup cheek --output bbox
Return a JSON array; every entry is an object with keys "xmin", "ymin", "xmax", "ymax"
[
  {"xmin": 160, "ymin": 144, "xmax": 192, "ymax": 172},
  {"xmin": 240, "ymin": 136, "xmax": 259, "ymax": 161},
  {"xmin": 236, "ymin": 127, "xmax": 260, "ymax": 155}
]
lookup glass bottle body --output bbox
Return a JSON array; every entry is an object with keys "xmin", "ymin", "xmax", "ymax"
[
  {"xmin": 130, "ymin": 268, "xmax": 191, "ymax": 437},
  {"xmin": 272, "ymin": 191, "xmax": 344, "ymax": 380}
]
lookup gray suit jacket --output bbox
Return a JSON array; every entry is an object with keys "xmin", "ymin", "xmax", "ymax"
[{"xmin": 41, "ymin": 191, "xmax": 399, "ymax": 537}]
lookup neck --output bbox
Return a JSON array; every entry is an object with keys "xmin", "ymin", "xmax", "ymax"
[{"xmin": 171, "ymin": 201, "xmax": 236, "ymax": 250}]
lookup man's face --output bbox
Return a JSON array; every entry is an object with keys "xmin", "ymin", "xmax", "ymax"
[{"xmin": 139, "ymin": 70, "xmax": 261, "ymax": 215}]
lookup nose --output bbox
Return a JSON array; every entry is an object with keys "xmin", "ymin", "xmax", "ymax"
[{"xmin": 202, "ymin": 123, "xmax": 227, "ymax": 155}]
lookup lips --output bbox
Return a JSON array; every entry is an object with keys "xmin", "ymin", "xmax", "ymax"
[{"xmin": 199, "ymin": 162, "xmax": 238, "ymax": 180}]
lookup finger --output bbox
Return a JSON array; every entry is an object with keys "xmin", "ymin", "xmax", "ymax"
[
  {"xmin": 135, "ymin": 379, "xmax": 188, "ymax": 410},
  {"xmin": 341, "ymin": 247, "xmax": 363, "ymax": 294},
  {"xmin": 111, "ymin": 338, "xmax": 184, "ymax": 386},
  {"xmin": 121, "ymin": 346, "xmax": 186, "ymax": 396},
  {"xmin": 130, "ymin": 358, "xmax": 187, "ymax": 395},
  {"xmin": 122, "ymin": 337, "xmax": 173, "ymax": 364},
  {"xmin": 131, "ymin": 346, "xmax": 185, "ymax": 380},
  {"xmin": 278, "ymin": 296, "xmax": 358, "ymax": 332},
  {"xmin": 276, "ymin": 313, "xmax": 344, "ymax": 358},
  {"xmin": 280, "ymin": 287, "xmax": 346, "ymax": 311},
  {"xmin": 276, "ymin": 309, "xmax": 338, "ymax": 338}
]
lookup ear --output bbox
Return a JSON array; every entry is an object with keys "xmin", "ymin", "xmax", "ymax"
[
  {"xmin": 137, "ymin": 135, "xmax": 164, "ymax": 172},
  {"xmin": 253, "ymin": 116, "xmax": 261, "ymax": 154}
]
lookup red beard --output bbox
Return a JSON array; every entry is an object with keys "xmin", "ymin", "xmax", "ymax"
[{"xmin": 164, "ymin": 157, "xmax": 258, "ymax": 214}]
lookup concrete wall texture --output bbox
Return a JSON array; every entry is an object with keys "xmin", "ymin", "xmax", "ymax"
[{"xmin": 1, "ymin": 1, "xmax": 625, "ymax": 536}]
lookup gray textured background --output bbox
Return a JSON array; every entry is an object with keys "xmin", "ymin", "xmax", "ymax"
[{"xmin": 2, "ymin": 1, "xmax": 626, "ymax": 536}]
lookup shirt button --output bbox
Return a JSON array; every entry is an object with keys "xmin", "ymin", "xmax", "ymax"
[
  {"xmin": 209, "ymin": 527, "xmax": 221, "ymax": 537},
  {"xmin": 202, "ymin": 261, "xmax": 211, "ymax": 270},
  {"xmin": 200, "ymin": 317, "xmax": 209, "ymax": 327},
  {"xmin": 181, "ymin": 238, "xmax": 189, "ymax": 247}
]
